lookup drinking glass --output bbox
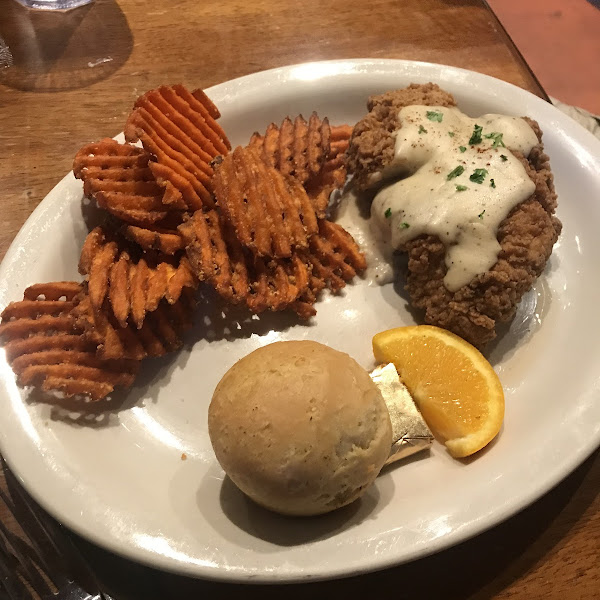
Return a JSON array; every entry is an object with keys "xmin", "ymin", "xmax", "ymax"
[{"xmin": 13, "ymin": 0, "xmax": 93, "ymax": 10}]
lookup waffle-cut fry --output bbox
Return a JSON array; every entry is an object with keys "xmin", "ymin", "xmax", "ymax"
[
  {"xmin": 179, "ymin": 210, "xmax": 310, "ymax": 313},
  {"xmin": 4, "ymin": 334, "xmax": 86, "ymax": 363},
  {"xmin": 190, "ymin": 88, "xmax": 222, "ymax": 120},
  {"xmin": 74, "ymin": 289, "xmax": 196, "ymax": 361},
  {"xmin": 0, "ymin": 283, "xmax": 139, "ymax": 401},
  {"xmin": 330, "ymin": 123, "xmax": 353, "ymax": 155},
  {"xmin": 2, "ymin": 300, "xmax": 74, "ymax": 320},
  {"xmin": 308, "ymin": 220, "xmax": 366, "ymax": 290},
  {"xmin": 249, "ymin": 113, "xmax": 330, "ymax": 186},
  {"xmin": 305, "ymin": 123, "xmax": 352, "ymax": 214},
  {"xmin": 290, "ymin": 220, "xmax": 366, "ymax": 317},
  {"xmin": 123, "ymin": 224, "xmax": 185, "ymax": 255},
  {"xmin": 245, "ymin": 253, "xmax": 310, "ymax": 314},
  {"xmin": 289, "ymin": 287, "xmax": 320, "ymax": 320},
  {"xmin": 79, "ymin": 227, "xmax": 197, "ymax": 328},
  {"xmin": 249, "ymin": 117, "xmax": 352, "ymax": 216},
  {"xmin": 124, "ymin": 85, "xmax": 230, "ymax": 211},
  {"xmin": 0, "ymin": 315, "xmax": 75, "ymax": 341},
  {"xmin": 80, "ymin": 228, "xmax": 119, "ymax": 311},
  {"xmin": 133, "ymin": 85, "xmax": 230, "ymax": 156},
  {"xmin": 213, "ymin": 146, "xmax": 318, "ymax": 258},
  {"xmin": 24, "ymin": 281, "xmax": 82, "ymax": 301},
  {"xmin": 73, "ymin": 139, "xmax": 187, "ymax": 226},
  {"xmin": 129, "ymin": 257, "xmax": 149, "ymax": 329},
  {"xmin": 109, "ymin": 252, "xmax": 131, "ymax": 327}
]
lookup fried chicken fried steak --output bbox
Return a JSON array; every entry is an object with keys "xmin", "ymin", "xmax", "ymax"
[{"xmin": 347, "ymin": 83, "xmax": 561, "ymax": 348}]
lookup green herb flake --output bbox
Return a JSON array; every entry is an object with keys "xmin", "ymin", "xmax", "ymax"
[
  {"xmin": 469, "ymin": 168, "xmax": 488, "ymax": 184},
  {"xmin": 484, "ymin": 132, "xmax": 505, "ymax": 148},
  {"xmin": 490, "ymin": 179, "xmax": 496, "ymax": 188},
  {"xmin": 500, "ymin": 154, "xmax": 508, "ymax": 162},
  {"xmin": 426, "ymin": 110, "xmax": 443, "ymax": 122},
  {"xmin": 447, "ymin": 165, "xmax": 465, "ymax": 180},
  {"xmin": 384, "ymin": 208, "xmax": 392, "ymax": 219},
  {"xmin": 400, "ymin": 222, "xmax": 410, "ymax": 229},
  {"xmin": 418, "ymin": 125, "xmax": 428, "ymax": 134},
  {"xmin": 478, "ymin": 209, "xmax": 486, "ymax": 219},
  {"xmin": 448, "ymin": 131, "xmax": 455, "ymax": 137},
  {"xmin": 468, "ymin": 124, "xmax": 483, "ymax": 145},
  {"xmin": 459, "ymin": 146, "xmax": 467, "ymax": 153},
  {"xmin": 456, "ymin": 185, "xmax": 468, "ymax": 192}
]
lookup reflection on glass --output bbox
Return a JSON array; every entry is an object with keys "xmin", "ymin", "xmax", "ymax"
[
  {"xmin": 13, "ymin": 0, "xmax": 94, "ymax": 10},
  {"xmin": 0, "ymin": 0, "xmax": 132, "ymax": 91}
]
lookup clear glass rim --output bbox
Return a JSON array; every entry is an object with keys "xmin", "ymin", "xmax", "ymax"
[{"xmin": 12, "ymin": 0, "xmax": 93, "ymax": 10}]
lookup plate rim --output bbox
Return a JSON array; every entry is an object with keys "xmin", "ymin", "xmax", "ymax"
[{"xmin": 1, "ymin": 58, "xmax": 600, "ymax": 583}]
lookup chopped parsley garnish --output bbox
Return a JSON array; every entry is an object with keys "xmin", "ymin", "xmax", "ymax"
[
  {"xmin": 456, "ymin": 185, "xmax": 468, "ymax": 192},
  {"xmin": 426, "ymin": 110, "xmax": 443, "ymax": 122},
  {"xmin": 484, "ymin": 132, "xmax": 505, "ymax": 148},
  {"xmin": 500, "ymin": 154, "xmax": 508, "ymax": 162},
  {"xmin": 448, "ymin": 131, "xmax": 455, "ymax": 137},
  {"xmin": 384, "ymin": 208, "xmax": 392, "ymax": 218},
  {"xmin": 447, "ymin": 165, "xmax": 465, "ymax": 180},
  {"xmin": 468, "ymin": 124, "xmax": 483, "ymax": 145},
  {"xmin": 418, "ymin": 124, "xmax": 428, "ymax": 134},
  {"xmin": 478, "ymin": 209, "xmax": 486, "ymax": 219},
  {"xmin": 400, "ymin": 222, "xmax": 410, "ymax": 229},
  {"xmin": 469, "ymin": 168, "xmax": 488, "ymax": 184},
  {"xmin": 490, "ymin": 178, "xmax": 496, "ymax": 188},
  {"xmin": 459, "ymin": 146, "xmax": 467, "ymax": 153}
]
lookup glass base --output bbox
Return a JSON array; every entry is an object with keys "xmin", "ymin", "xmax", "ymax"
[{"xmin": 13, "ymin": 0, "xmax": 93, "ymax": 10}]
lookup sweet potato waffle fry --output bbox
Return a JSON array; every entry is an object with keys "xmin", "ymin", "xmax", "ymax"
[
  {"xmin": 329, "ymin": 124, "xmax": 353, "ymax": 159},
  {"xmin": 73, "ymin": 138, "xmax": 186, "ymax": 226},
  {"xmin": 179, "ymin": 210, "xmax": 310, "ymax": 313},
  {"xmin": 124, "ymin": 85, "xmax": 231, "ymax": 211},
  {"xmin": 213, "ymin": 146, "xmax": 318, "ymax": 258},
  {"xmin": 248, "ymin": 112, "xmax": 330, "ymax": 187},
  {"xmin": 79, "ymin": 227, "xmax": 196, "ymax": 329},
  {"xmin": 122, "ymin": 224, "xmax": 185, "ymax": 255},
  {"xmin": 305, "ymin": 123, "xmax": 352, "ymax": 214},
  {"xmin": 291, "ymin": 220, "xmax": 366, "ymax": 317},
  {"xmin": 248, "ymin": 116, "xmax": 352, "ymax": 216},
  {"xmin": 307, "ymin": 220, "xmax": 366, "ymax": 290},
  {"xmin": 74, "ymin": 288, "xmax": 196, "ymax": 361},
  {"xmin": 0, "ymin": 282, "xmax": 139, "ymax": 401},
  {"xmin": 3, "ymin": 83, "xmax": 366, "ymax": 408}
]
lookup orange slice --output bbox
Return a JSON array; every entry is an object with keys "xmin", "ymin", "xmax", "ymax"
[{"xmin": 372, "ymin": 325, "xmax": 504, "ymax": 458}]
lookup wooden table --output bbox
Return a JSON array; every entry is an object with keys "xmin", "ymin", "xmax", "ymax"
[{"xmin": 0, "ymin": 0, "xmax": 597, "ymax": 598}]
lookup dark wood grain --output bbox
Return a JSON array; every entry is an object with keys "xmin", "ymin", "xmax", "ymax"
[{"xmin": 0, "ymin": 0, "xmax": 597, "ymax": 598}]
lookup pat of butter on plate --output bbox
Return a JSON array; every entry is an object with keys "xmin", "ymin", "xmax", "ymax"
[{"xmin": 370, "ymin": 363, "xmax": 434, "ymax": 466}]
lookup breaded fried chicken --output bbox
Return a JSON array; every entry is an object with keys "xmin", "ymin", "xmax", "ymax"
[
  {"xmin": 347, "ymin": 84, "xmax": 561, "ymax": 348},
  {"xmin": 348, "ymin": 83, "xmax": 456, "ymax": 188}
]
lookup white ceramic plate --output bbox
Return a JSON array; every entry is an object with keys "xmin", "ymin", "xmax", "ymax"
[{"xmin": 1, "ymin": 59, "xmax": 599, "ymax": 583}]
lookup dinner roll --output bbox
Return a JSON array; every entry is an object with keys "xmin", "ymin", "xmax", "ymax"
[{"xmin": 209, "ymin": 340, "xmax": 392, "ymax": 516}]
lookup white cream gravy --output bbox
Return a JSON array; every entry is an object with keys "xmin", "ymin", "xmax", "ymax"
[
  {"xmin": 371, "ymin": 105, "xmax": 538, "ymax": 291},
  {"xmin": 334, "ymin": 189, "xmax": 395, "ymax": 286}
]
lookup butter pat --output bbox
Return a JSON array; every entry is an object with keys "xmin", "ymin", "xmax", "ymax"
[{"xmin": 370, "ymin": 363, "xmax": 434, "ymax": 465}]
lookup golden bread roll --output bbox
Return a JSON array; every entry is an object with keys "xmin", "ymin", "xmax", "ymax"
[{"xmin": 209, "ymin": 340, "xmax": 392, "ymax": 516}]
